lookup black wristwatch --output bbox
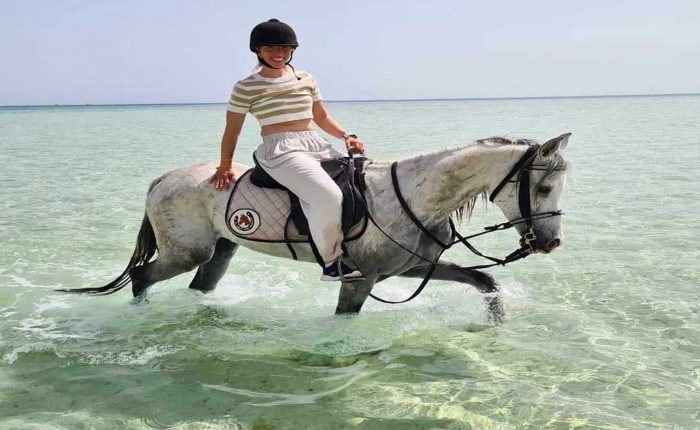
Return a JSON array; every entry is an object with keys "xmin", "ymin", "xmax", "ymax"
[{"xmin": 342, "ymin": 133, "xmax": 357, "ymax": 140}]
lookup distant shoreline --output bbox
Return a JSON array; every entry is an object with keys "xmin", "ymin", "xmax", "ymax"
[{"xmin": 2, "ymin": 92, "xmax": 698, "ymax": 108}]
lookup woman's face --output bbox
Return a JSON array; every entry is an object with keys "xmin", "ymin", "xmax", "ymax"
[{"xmin": 257, "ymin": 45, "xmax": 294, "ymax": 68}]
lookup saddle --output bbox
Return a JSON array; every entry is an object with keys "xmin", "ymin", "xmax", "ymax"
[{"xmin": 225, "ymin": 154, "xmax": 370, "ymax": 263}]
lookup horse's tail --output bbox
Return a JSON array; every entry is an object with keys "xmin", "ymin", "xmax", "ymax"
[
  {"xmin": 57, "ymin": 178, "xmax": 165, "ymax": 295},
  {"xmin": 56, "ymin": 213, "xmax": 157, "ymax": 295}
]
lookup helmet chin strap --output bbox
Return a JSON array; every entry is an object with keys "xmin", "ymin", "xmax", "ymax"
[{"xmin": 256, "ymin": 51, "xmax": 301, "ymax": 80}]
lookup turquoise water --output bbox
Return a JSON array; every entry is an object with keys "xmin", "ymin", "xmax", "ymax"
[{"xmin": 1, "ymin": 96, "xmax": 699, "ymax": 429}]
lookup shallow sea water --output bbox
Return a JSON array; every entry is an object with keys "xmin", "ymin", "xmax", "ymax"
[{"xmin": 1, "ymin": 96, "xmax": 699, "ymax": 429}]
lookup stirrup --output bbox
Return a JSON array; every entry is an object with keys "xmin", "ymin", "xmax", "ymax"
[{"xmin": 321, "ymin": 259, "xmax": 364, "ymax": 282}]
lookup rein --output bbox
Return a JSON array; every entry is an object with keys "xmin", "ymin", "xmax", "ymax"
[{"xmin": 365, "ymin": 145, "xmax": 563, "ymax": 304}]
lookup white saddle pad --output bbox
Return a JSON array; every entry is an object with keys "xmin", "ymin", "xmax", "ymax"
[{"xmin": 225, "ymin": 169, "xmax": 365, "ymax": 243}]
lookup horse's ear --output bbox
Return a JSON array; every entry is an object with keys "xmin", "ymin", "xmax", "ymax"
[{"xmin": 540, "ymin": 133, "xmax": 571, "ymax": 158}]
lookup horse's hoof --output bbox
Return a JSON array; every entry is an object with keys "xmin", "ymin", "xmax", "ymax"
[
  {"xmin": 131, "ymin": 292, "xmax": 150, "ymax": 305},
  {"xmin": 485, "ymin": 295, "xmax": 505, "ymax": 325}
]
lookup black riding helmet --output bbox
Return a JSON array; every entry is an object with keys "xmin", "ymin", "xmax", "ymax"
[
  {"xmin": 249, "ymin": 19, "xmax": 301, "ymax": 78},
  {"xmin": 249, "ymin": 18, "xmax": 298, "ymax": 52}
]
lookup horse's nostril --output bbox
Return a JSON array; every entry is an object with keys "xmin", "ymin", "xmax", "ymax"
[{"xmin": 547, "ymin": 238, "xmax": 561, "ymax": 251}]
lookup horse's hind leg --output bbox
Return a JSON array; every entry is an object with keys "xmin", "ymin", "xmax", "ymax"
[
  {"xmin": 130, "ymin": 258, "xmax": 198, "ymax": 298},
  {"xmin": 335, "ymin": 275, "xmax": 377, "ymax": 314},
  {"xmin": 189, "ymin": 238, "xmax": 238, "ymax": 293},
  {"xmin": 392, "ymin": 261, "xmax": 504, "ymax": 323},
  {"xmin": 130, "ymin": 243, "xmax": 216, "ymax": 298}
]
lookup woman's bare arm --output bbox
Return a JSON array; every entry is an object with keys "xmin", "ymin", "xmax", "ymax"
[
  {"xmin": 312, "ymin": 101, "xmax": 365, "ymax": 153},
  {"xmin": 219, "ymin": 111, "xmax": 246, "ymax": 167},
  {"xmin": 211, "ymin": 111, "xmax": 246, "ymax": 190}
]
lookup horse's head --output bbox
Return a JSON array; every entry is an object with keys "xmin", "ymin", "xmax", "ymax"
[{"xmin": 490, "ymin": 133, "xmax": 570, "ymax": 254}]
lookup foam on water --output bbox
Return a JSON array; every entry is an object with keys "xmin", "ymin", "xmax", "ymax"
[{"xmin": 2, "ymin": 342, "xmax": 57, "ymax": 365}]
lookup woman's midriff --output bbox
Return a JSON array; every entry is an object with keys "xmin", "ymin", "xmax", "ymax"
[{"xmin": 261, "ymin": 119, "xmax": 314, "ymax": 136}]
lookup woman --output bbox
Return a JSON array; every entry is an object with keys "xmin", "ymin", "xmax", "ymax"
[{"xmin": 211, "ymin": 18, "xmax": 366, "ymax": 282}]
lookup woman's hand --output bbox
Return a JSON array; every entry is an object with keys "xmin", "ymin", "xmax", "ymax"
[
  {"xmin": 210, "ymin": 165, "xmax": 237, "ymax": 191},
  {"xmin": 345, "ymin": 136, "xmax": 366, "ymax": 155}
]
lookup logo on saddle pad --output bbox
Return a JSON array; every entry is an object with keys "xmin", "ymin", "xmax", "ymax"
[{"xmin": 230, "ymin": 209, "xmax": 260, "ymax": 235}]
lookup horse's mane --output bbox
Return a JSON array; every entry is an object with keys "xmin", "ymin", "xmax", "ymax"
[{"xmin": 388, "ymin": 136, "xmax": 567, "ymax": 224}]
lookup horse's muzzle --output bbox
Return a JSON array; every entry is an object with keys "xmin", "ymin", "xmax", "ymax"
[{"xmin": 534, "ymin": 237, "xmax": 562, "ymax": 254}]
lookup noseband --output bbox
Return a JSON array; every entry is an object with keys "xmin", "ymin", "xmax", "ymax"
[
  {"xmin": 488, "ymin": 145, "xmax": 564, "ymax": 250},
  {"xmin": 364, "ymin": 144, "xmax": 564, "ymax": 304}
]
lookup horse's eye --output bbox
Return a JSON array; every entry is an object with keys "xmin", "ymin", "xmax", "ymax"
[{"xmin": 538, "ymin": 186, "xmax": 552, "ymax": 195}]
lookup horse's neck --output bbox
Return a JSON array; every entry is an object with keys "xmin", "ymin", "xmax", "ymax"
[{"xmin": 397, "ymin": 143, "xmax": 528, "ymax": 225}]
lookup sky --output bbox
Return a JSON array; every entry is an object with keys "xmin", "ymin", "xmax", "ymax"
[{"xmin": 1, "ymin": 0, "xmax": 699, "ymax": 105}]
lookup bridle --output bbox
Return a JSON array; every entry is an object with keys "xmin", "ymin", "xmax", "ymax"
[
  {"xmin": 488, "ymin": 144, "xmax": 565, "ymax": 251},
  {"xmin": 363, "ymin": 144, "xmax": 564, "ymax": 304}
]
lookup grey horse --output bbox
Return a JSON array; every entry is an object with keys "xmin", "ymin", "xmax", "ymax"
[{"xmin": 60, "ymin": 134, "xmax": 570, "ymax": 319}]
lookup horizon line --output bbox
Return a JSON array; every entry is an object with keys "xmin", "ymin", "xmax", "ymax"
[{"xmin": 2, "ymin": 91, "xmax": 699, "ymax": 108}]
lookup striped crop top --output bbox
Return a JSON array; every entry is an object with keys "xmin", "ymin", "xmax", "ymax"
[{"xmin": 227, "ymin": 70, "xmax": 322, "ymax": 126}]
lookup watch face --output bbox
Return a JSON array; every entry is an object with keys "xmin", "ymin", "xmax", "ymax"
[{"xmin": 349, "ymin": 134, "xmax": 357, "ymax": 139}]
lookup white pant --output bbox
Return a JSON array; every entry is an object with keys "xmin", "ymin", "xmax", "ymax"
[{"xmin": 255, "ymin": 131, "xmax": 347, "ymax": 263}]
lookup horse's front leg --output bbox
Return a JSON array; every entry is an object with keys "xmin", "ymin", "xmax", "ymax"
[
  {"xmin": 394, "ymin": 261, "xmax": 504, "ymax": 323},
  {"xmin": 335, "ymin": 275, "xmax": 377, "ymax": 314}
]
